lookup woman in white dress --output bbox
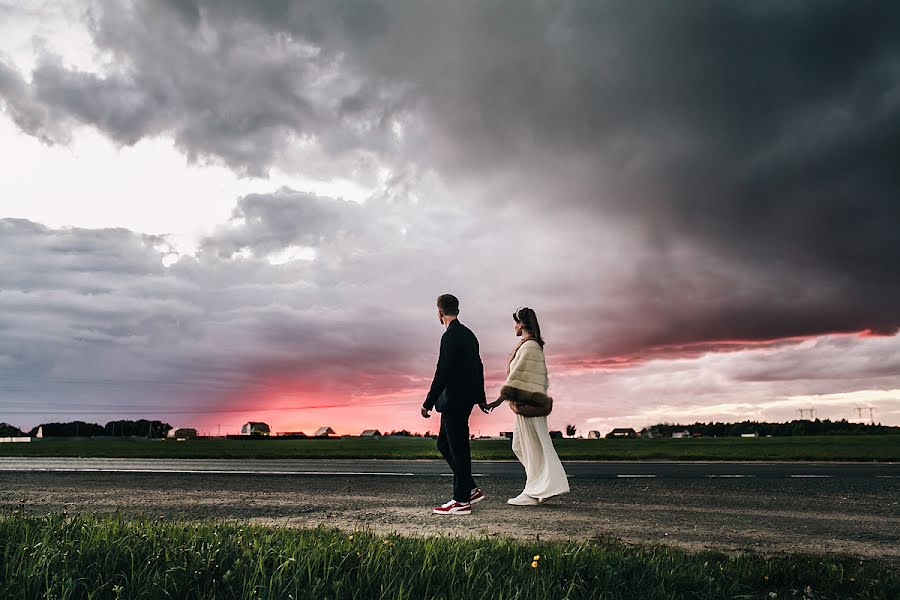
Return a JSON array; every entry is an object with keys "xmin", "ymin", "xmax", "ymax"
[{"xmin": 485, "ymin": 307, "xmax": 569, "ymax": 505}]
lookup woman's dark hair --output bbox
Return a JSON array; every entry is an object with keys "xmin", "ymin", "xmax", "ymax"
[
  {"xmin": 513, "ymin": 307, "xmax": 545, "ymax": 348},
  {"xmin": 437, "ymin": 294, "xmax": 460, "ymax": 316}
]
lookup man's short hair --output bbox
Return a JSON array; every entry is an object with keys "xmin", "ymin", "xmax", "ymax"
[{"xmin": 436, "ymin": 294, "xmax": 460, "ymax": 316}]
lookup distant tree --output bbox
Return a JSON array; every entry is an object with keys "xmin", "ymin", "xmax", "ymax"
[
  {"xmin": 565, "ymin": 424, "xmax": 577, "ymax": 437},
  {"xmin": 104, "ymin": 420, "xmax": 172, "ymax": 438},
  {"xmin": 29, "ymin": 421, "xmax": 105, "ymax": 437},
  {"xmin": 387, "ymin": 429, "xmax": 412, "ymax": 437},
  {"xmin": 0, "ymin": 422, "xmax": 25, "ymax": 437},
  {"xmin": 644, "ymin": 419, "xmax": 899, "ymax": 437}
]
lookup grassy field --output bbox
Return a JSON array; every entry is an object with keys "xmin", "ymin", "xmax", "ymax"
[
  {"xmin": 1, "ymin": 435, "xmax": 899, "ymax": 461},
  {"xmin": 1, "ymin": 511, "xmax": 897, "ymax": 599}
]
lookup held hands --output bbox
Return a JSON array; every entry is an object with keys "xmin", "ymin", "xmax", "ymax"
[
  {"xmin": 421, "ymin": 407, "xmax": 431, "ymax": 418},
  {"xmin": 479, "ymin": 396, "xmax": 507, "ymax": 414}
]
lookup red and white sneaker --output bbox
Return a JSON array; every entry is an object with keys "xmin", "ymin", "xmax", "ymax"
[
  {"xmin": 470, "ymin": 488, "xmax": 486, "ymax": 504},
  {"xmin": 433, "ymin": 500, "xmax": 472, "ymax": 515}
]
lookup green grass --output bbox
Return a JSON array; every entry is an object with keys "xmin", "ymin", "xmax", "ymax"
[
  {"xmin": 1, "ymin": 435, "xmax": 899, "ymax": 461},
  {"xmin": 1, "ymin": 511, "xmax": 897, "ymax": 599}
]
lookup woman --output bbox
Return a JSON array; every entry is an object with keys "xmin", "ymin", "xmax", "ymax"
[{"xmin": 485, "ymin": 307, "xmax": 569, "ymax": 505}]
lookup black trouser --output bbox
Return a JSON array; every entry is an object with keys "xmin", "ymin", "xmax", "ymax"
[{"xmin": 437, "ymin": 406, "xmax": 476, "ymax": 503}]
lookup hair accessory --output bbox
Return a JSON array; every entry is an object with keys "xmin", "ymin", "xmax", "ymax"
[{"xmin": 513, "ymin": 306, "xmax": 528, "ymax": 322}]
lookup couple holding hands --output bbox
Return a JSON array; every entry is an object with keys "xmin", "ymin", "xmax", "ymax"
[{"xmin": 421, "ymin": 294, "xmax": 569, "ymax": 515}]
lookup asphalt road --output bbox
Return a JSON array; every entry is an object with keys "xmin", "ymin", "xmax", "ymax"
[
  {"xmin": 3, "ymin": 458, "xmax": 899, "ymax": 562},
  {"xmin": 1, "ymin": 457, "xmax": 898, "ymax": 479}
]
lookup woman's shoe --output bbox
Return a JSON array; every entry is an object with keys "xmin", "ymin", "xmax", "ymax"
[{"xmin": 507, "ymin": 493, "xmax": 539, "ymax": 506}]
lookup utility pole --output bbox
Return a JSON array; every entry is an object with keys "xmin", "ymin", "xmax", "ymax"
[
  {"xmin": 854, "ymin": 407, "xmax": 875, "ymax": 425},
  {"xmin": 798, "ymin": 408, "xmax": 817, "ymax": 420}
]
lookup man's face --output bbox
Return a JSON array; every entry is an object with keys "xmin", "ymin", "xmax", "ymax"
[{"xmin": 437, "ymin": 308, "xmax": 444, "ymax": 324}]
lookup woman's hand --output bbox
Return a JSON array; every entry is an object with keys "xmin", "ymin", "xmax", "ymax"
[
  {"xmin": 487, "ymin": 397, "xmax": 507, "ymax": 410},
  {"xmin": 479, "ymin": 397, "xmax": 505, "ymax": 413}
]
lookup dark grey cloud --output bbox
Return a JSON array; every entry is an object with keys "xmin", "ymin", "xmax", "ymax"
[
  {"xmin": 0, "ymin": 222, "xmax": 417, "ymax": 434},
  {"xmin": 200, "ymin": 191, "xmax": 362, "ymax": 258},
  {"xmin": 0, "ymin": 188, "xmax": 547, "ymax": 420},
  {"xmin": 0, "ymin": 0, "xmax": 413, "ymax": 177},
  {"xmin": 1, "ymin": 0, "xmax": 899, "ymax": 373},
  {"xmin": 0, "ymin": 60, "xmax": 73, "ymax": 144},
  {"xmin": 2, "ymin": 188, "xmax": 900, "ymax": 431}
]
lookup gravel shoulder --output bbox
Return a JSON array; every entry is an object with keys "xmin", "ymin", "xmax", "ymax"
[{"xmin": 3, "ymin": 471, "xmax": 898, "ymax": 564}]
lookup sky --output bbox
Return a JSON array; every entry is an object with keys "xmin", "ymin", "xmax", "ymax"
[{"xmin": 1, "ymin": 0, "xmax": 899, "ymax": 436}]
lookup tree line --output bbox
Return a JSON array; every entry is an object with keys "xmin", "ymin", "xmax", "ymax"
[
  {"xmin": 646, "ymin": 419, "xmax": 899, "ymax": 437},
  {"xmin": 0, "ymin": 420, "xmax": 173, "ymax": 438}
]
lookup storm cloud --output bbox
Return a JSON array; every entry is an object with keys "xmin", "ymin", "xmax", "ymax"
[{"xmin": 1, "ymin": 0, "xmax": 899, "ymax": 430}]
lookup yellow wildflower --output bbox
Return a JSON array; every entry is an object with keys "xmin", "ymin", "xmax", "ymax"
[
  {"xmin": 531, "ymin": 561, "xmax": 539, "ymax": 568},
  {"xmin": 533, "ymin": 555, "xmax": 541, "ymax": 561}
]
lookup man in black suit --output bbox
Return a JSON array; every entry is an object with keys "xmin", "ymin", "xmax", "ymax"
[{"xmin": 421, "ymin": 293, "xmax": 487, "ymax": 515}]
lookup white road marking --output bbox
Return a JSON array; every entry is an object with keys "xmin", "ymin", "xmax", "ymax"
[
  {"xmin": 874, "ymin": 475, "xmax": 900, "ymax": 478},
  {"xmin": 789, "ymin": 475, "xmax": 832, "ymax": 478},
  {"xmin": 441, "ymin": 473, "xmax": 488, "ymax": 477},
  {"xmin": 706, "ymin": 475, "xmax": 755, "ymax": 478},
  {"xmin": 617, "ymin": 474, "xmax": 656, "ymax": 478}
]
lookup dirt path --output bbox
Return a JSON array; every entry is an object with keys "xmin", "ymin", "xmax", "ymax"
[{"xmin": 3, "ymin": 472, "xmax": 898, "ymax": 563}]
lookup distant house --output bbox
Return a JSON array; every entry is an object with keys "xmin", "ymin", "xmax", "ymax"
[
  {"xmin": 639, "ymin": 427, "xmax": 661, "ymax": 438},
  {"xmin": 671, "ymin": 429, "xmax": 691, "ymax": 439},
  {"xmin": 548, "ymin": 430, "xmax": 564, "ymax": 439},
  {"xmin": 606, "ymin": 428, "xmax": 638, "ymax": 439},
  {"xmin": 360, "ymin": 429, "xmax": 382, "ymax": 438},
  {"xmin": 167, "ymin": 428, "xmax": 197, "ymax": 439},
  {"xmin": 314, "ymin": 426, "xmax": 337, "ymax": 437},
  {"xmin": 500, "ymin": 431, "xmax": 514, "ymax": 440},
  {"xmin": 740, "ymin": 432, "xmax": 759, "ymax": 438},
  {"xmin": 35, "ymin": 426, "xmax": 43, "ymax": 439},
  {"xmin": 241, "ymin": 422, "xmax": 270, "ymax": 436},
  {"xmin": 587, "ymin": 430, "xmax": 603, "ymax": 439},
  {"xmin": 278, "ymin": 431, "xmax": 307, "ymax": 438}
]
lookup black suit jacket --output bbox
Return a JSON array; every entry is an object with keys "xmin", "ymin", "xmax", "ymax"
[{"xmin": 423, "ymin": 319, "xmax": 486, "ymax": 414}]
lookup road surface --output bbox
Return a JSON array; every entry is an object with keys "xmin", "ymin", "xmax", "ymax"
[
  {"xmin": 1, "ymin": 457, "xmax": 898, "ymax": 478},
  {"xmin": 2, "ymin": 458, "xmax": 898, "ymax": 563}
]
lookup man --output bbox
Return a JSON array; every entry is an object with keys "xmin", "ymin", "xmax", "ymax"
[{"xmin": 421, "ymin": 293, "xmax": 487, "ymax": 515}]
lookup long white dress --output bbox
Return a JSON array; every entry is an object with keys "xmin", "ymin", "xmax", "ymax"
[
  {"xmin": 512, "ymin": 414, "xmax": 570, "ymax": 500},
  {"xmin": 505, "ymin": 340, "xmax": 570, "ymax": 500}
]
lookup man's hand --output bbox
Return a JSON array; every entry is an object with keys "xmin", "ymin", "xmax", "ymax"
[
  {"xmin": 478, "ymin": 402, "xmax": 492, "ymax": 414},
  {"xmin": 421, "ymin": 407, "xmax": 431, "ymax": 418}
]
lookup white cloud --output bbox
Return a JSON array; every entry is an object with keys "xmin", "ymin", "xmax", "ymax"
[
  {"xmin": 266, "ymin": 245, "xmax": 316, "ymax": 265},
  {"xmin": 0, "ymin": 1, "xmax": 100, "ymax": 76},
  {"xmin": 0, "ymin": 112, "xmax": 377, "ymax": 244}
]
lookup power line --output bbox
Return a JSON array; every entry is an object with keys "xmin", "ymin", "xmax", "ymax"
[
  {"xmin": 854, "ymin": 406, "xmax": 875, "ymax": 425},
  {"xmin": 797, "ymin": 407, "xmax": 817, "ymax": 420}
]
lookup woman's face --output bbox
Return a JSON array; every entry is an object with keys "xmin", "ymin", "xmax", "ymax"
[{"xmin": 514, "ymin": 320, "xmax": 523, "ymax": 336}]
